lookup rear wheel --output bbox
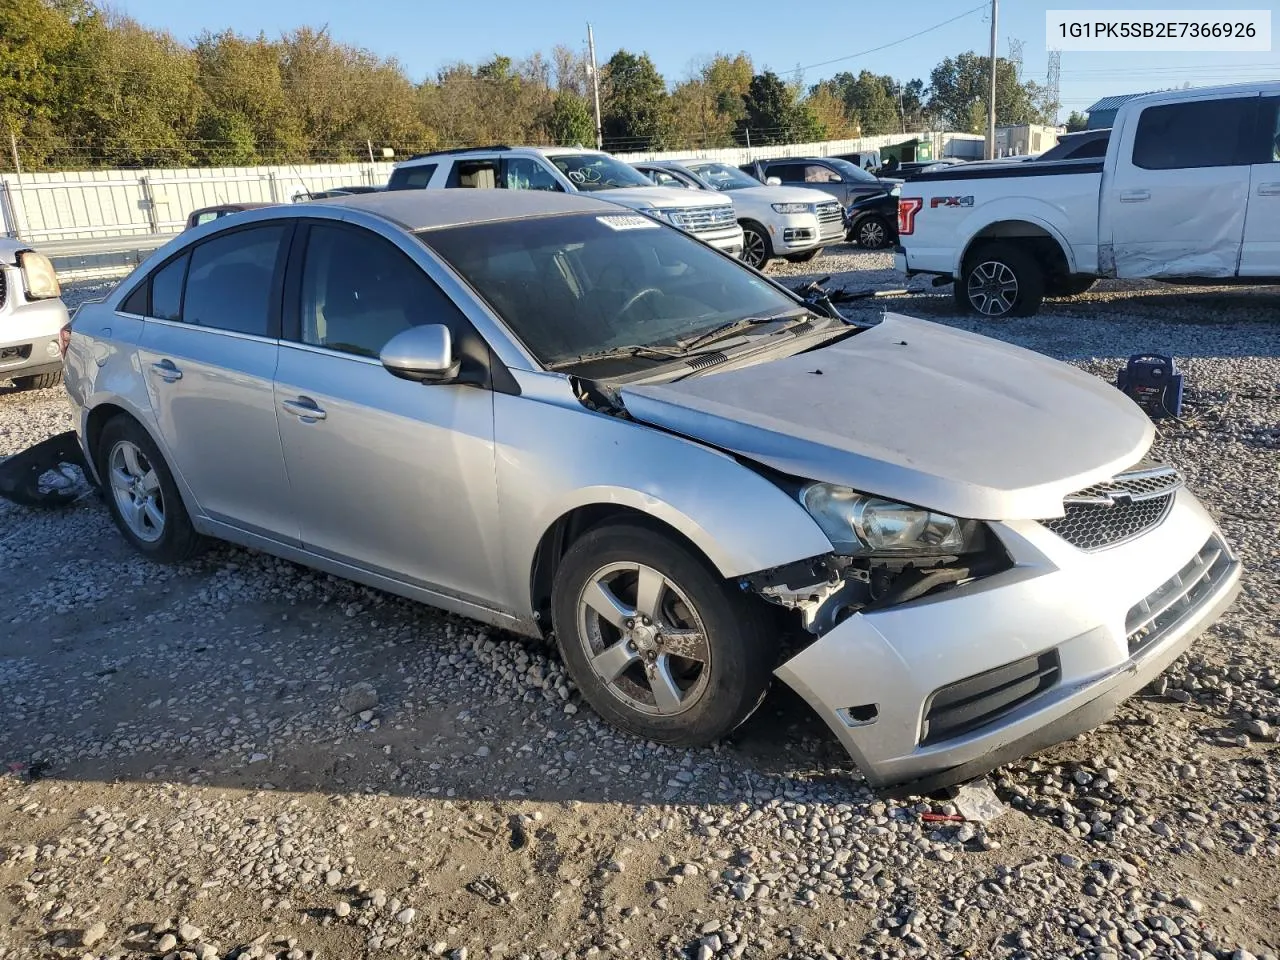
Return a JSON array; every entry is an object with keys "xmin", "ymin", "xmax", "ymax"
[
  {"xmin": 853, "ymin": 215, "xmax": 891, "ymax": 249},
  {"xmin": 551, "ymin": 523, "xmax": 775, "ymax": 747},
  {"xmin": 11, "ymin": 370, "xmax": 63, "ymax": 391},
  {"xmin": 96, "ymin": 415, "xmax": 204, "ymax": 563},
  {"xmin": 955, "ymin": 242, "xmax": 1045, "ymax": 318},
  {"xmin": 740, "ymin": 221, "xmax": 772, "ymax": 270}
]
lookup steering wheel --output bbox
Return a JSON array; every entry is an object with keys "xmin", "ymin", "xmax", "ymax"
[{"xmin": 618, "ymin": 287, "xmax": 663, "ymax": 319}]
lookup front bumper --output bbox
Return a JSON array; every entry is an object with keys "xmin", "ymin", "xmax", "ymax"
[
  {"xmin": 1, "ymin": 283, "xmax": 70, "ymax": 380},
  {"xmin": 700, "ymin": 225, "xmax": 746, "ymax": 258},
  {"xmin": 775, "ymin": 488, "xmax": 1242, "ymax": 796}
]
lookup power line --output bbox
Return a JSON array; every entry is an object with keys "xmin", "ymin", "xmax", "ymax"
[{"xmin": 796, "ymin": 2, "xmax": 989, "ymax": 73}]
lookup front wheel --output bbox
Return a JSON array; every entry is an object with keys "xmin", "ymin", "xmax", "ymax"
[
  {"xmin": 853, "ymin": 215, "xmax": 891, "ymax": 249},
  {"xmin": 551, "ymin": 523, "xmax": 775, "ymax": 747},
  {"xmin": 955, "ymin": 242, "xmax": 1045, "ymax": 318},
  {"xmin": 739, "ymin": 221, "xmax": 773, "ymax": 270}
]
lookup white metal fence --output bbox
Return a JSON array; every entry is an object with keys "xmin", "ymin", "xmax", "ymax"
[{"xmin": 0, "ymin": 132, "xmax": 985, "ymax": 245}]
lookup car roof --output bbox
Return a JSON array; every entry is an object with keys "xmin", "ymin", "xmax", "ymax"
[
  {"xmin": 397, "ymin": 145, "xmax": 604, "ymax": 167},
  {"xmin": 317, "ymin": 188, "xmax": 623, "ymax": 231}
]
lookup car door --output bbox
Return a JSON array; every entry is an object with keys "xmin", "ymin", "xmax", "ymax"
[
  {"xmin": 1241, "ymin": 95, "xmax": 1280, "ymax": 277},
  {"xmin": 133, "ymin": 221, "xmax": 300, "ymax": 544},
  {"xmin": 1105, "ymin": 92, "xmax": 1257, "ymax": 278},
  {"xmin": 273, "ymin": 219, "xmax": 502, "ymax": 604},
  {"xmin": 501, "ymin": 156, "xmax": 565, "ymax": 191}
]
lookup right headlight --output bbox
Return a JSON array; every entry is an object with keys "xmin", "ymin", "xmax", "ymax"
[
  {"xmin": 771, "ymin": 202, "xmax": 813, "ymax": 214},
  {"xmin": 19, "ymin": 250, "xmax": 61, "ymax": 300},
  {"xmin": 800, "ymin": 482, "xmax": 981, "ymax": 556}
]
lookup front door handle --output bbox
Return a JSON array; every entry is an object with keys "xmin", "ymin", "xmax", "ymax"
[
  {"xmin": 1258, "ymin": 182, "xmax": 1280, "ymax": 197},
  {"xmin": 1120, "ymin": 189, "xmax": 1150, "ymax": 202},
  {"xmin": 150, "ymin": 359, "xmax": 182, "ymax": 382},
  {"xmin": 281, "ymin": 396, "xmax": 327, "ymax": 422}
]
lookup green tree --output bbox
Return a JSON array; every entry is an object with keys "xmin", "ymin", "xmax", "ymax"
[
  {"xmin": 736, "ymin": 70, "xmax": 820, "ymax": 146},
  {"xmin": 545, "ymin": 91, "xmax": 594, "ymax": 146},
  {"xmin": 600, "ymin": 50, "xmax": 668, "ymax": 151},
  {"xmin": 822, "ymin": 71, "xmax": 901, "ymax": 135},
  {"xmin": 928, "ymin": 52, "xmax": 1052, "ymax": 132},
  {"xmin": 193, "ymin": 30, "xmax": 303, "ymax": 164},
  {"xmin": 1065, "ymin": 110, "xmax": 1088, "ymax": 132},
  {"xmin": 803, "ymin": 84, "xmax": 857, "ymax": 139}
]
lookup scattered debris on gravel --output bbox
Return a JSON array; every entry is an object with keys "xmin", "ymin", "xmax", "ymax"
[{"xmin": 2, "ymin": 258, "xmax": 1278, "ymax": 959}]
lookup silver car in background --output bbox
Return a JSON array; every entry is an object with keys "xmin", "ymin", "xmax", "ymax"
[{"xmin": 63, "ymin": 191, "xmax": 1242, "ymax": 796}]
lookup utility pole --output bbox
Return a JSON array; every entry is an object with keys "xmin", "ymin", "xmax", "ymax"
[
  {"xmin": 586, "ymin": 24, "xmax": 603, "ymax": 150},
  {"xmin": 8, "ymin": 129, "xmax": 21, "ymax": 175},
  {"xmin": 987, "ymin": 0, "xmax": 999, "ymax": 159}
]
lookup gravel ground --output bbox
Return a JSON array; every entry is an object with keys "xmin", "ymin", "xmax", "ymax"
[{"xmin": 1, "ymin": 255, "xmax": 1278, "ymax": 960}]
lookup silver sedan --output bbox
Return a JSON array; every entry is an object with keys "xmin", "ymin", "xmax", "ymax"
[{"xmin": 63, "ymin": 190, "xmax": 1242, "ymax": 796}]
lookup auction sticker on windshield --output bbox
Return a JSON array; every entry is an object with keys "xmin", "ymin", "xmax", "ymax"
[
  {"xmin": 1048, "ymin": 10, "xmax": 1271, "ymax": 50},
  {"xmin": 596, "ymin": 215, "xmax": 660, "ymax": 231}
]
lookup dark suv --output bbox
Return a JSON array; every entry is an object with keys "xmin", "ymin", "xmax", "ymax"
[{"xmin": 739, "ymin": 157, "xmax": 902, "ymax": 208}]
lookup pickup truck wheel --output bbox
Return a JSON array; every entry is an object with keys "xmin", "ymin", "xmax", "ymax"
[
  {"xmin": 551, "ymin": 523, "xmax": 775, "ymax": 747},
  {"xmin": 11, "ymin": 371, "xmax": 63, "ymax": 391},
  {"xmin": 957, "ymin": 243, "xmax": 1045, "ymax": 318},
  {"xmin": 740, "ymin": 221, "xmax": 772, "ymax": 270},
  {"xmin": 1046, "ymin": 276, "xmax": 1097, "ymax": 298},
  {"xmin": 853, "ymin": 216, "xmax": 890, "ymax": 249}
]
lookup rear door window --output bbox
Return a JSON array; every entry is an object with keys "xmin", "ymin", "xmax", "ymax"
[
  {"xmin": 448, "ymin": 159, "xmax": 499, "ymax": 188},
  {"xmin": 1132, "ymin": 98, "xmax": 1257, "ymax": 169},
  {"xmin": 182, "ymin": 225, "xmax": 289, "ymax": 336}
]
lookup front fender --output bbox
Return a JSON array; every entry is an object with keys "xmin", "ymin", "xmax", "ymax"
[{"xmin": 493, "ymin": 386, "xmax": 834, "ymax": 619}]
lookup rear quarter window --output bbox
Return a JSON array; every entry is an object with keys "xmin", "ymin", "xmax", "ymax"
[{"xmin": 388, "ymin": 164, "xmax": 438, "ymax": 189}]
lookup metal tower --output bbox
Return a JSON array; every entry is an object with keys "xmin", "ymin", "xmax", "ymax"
[{"xmin": 1046, "ymin": 49, "xmax": 1062, "ymax": 124}]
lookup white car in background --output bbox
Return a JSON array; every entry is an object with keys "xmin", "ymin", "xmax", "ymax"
[
  {"xmin": 632, "ymin": 160, "xmax": 845, "ymax": 270},
  {"xmin": 0, "ymin": 240, "xmax": 69, "ymax": 391}
]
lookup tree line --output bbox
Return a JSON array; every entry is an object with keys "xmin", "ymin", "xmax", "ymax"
[{"xmin": 1, "ymin": 0, "xmax": 1059, "ymax": 171}]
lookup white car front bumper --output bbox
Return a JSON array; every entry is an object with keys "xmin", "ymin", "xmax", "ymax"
[{"xmin": 776, "ymin": 486, "xmax": 1242, "ymax": 796}]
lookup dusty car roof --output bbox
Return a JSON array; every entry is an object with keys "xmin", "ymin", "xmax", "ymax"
[{"xmin": 323, "ymin": 189, "xmax": 619, "ymax": 231}]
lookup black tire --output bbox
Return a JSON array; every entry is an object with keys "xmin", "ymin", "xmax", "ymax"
[
  {"xmin": 12, "ymin": 370, "xmax": 63, "ymax": 391},
  {"xmin": 551, "ymin": 523, "xmax": 775, "ymax": 747},
  {"xmin": 739, "ymin": 220, "xmax": 773, "ymax": 270},
  {"xmin": 853, "ymin": 215, "xmax": 891, "ymax": 249},
  {"xmin": 955, "ymin": 242, "xmax": 1045, "ymax": 318},
  {"xmin": 785, "ymin": 247, "xmax": 824, "ymax": 263},
  {"xmin": 95, "ymin": 415, "xmax": 204, "ymax": 563},
  {"xmin": 1046, "ymin": 276, "xmax": 1097, "ymax": 299}
]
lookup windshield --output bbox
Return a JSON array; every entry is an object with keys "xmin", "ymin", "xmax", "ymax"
[
  {"xmin": 825, "ymin": 157, "xmax": 881, "ymax": 183},
  {"xmin": 420, "ymin": 213, "xmax": 806, "ymax": 371},
  {"xmin": 686, "ymin": 162, "xmax": 761, "ymax": 191},
  {"xmin": 547, "ymin": 153, "xmax": 655, "ymax": 192}
]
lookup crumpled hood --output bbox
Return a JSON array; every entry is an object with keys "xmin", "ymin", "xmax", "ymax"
[{"xmin": 619, "ymin": 313, "xmax": 1154, "ymax": 521}]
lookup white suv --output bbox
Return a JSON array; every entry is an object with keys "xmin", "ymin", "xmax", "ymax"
[
  {"xmin": 0, "ymin": 240, "xmax": 69, "ymax": 391},
  {"xmin": 634, "ymin": 160, "xmax": 846, "ymax": 270},
  {"xmin": 388, "ymin": 146, "xmax": 744, "ymax": 258}
]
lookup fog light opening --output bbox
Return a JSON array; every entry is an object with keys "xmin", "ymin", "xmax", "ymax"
[{"xmin": 837, "ymin": 704, "xmax": 879, "ymax": 727}]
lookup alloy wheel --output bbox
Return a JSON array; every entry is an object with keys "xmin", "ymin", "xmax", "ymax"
[
  {"xmin": 108, "ymin": 439, "xmax": 165, "ymax": 543},
  {"xmin": 741, "ymin": 228, "xmax": 768, "ymax": 269},
  {"xmin": 967, "ymin": 260, "xmax": 1019, "ymax": 317},
  {"xmin": 858, "ymin": 219, "xmax": 886, "ymax": 248},
  {"xmin": 576, "ymin": 562, "xmax": 712, "ymax": 716}
]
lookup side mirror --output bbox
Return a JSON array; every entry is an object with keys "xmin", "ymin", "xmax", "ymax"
[
  {"xmin": 380, "ymin": 324, "xmax": 460, "ymax": 383},
  {"xmin": 765, "ymin": 176, "xmax": 782, "ymax": 186}
]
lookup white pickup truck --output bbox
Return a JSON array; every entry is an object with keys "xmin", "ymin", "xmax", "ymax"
[{"xmin": 896, "ymin": 82, "xmax": 1280, "ymax": 317}]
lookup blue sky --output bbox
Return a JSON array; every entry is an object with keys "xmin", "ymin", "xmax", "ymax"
[{"xmin": 113, "ymin": 0, "xmax": 1279, "ymax": 121}]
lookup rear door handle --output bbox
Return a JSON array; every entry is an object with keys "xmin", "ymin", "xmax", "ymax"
[
  {"xmin": 149, "ymin": 359, "xmax": 182, "ymax": 382},
  {"xmin": 281, "ymin": 396, "xmax": 327, "ymax": 422},
  {"xmin": 1258, "ymin": 182, "xmax": 1280, "ymax": 197},
  {"xmin": 1120, "ymin": 189, "xmax": 1150, "ymax": 202}
]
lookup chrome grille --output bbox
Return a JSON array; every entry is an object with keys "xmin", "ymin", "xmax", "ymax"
[
  {"xmin": 669, "ymin": 205, "xmax": 737, "ymax": 234},
  {"xmin": 1042, "ymin": 465, "xmax": 1181, "ymax": 551},
  {"xmin": 816, "ymin": 201, "xmax": 845, "ymax": 240},
  {"xmin": 1126, "ymin": 535, "xmax": 1235, "ymax": 656}
]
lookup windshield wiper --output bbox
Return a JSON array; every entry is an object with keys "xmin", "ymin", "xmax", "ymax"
[
  {"xmin": 546, "ymin": 343, "xmax": 688, "ymax": 371},
  {"xmin": 676, "ymin": 311, "xmax": 814, "ymax": 352}
]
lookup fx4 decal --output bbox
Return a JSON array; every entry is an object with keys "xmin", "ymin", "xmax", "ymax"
[{"xmin": 930, "ymin": 196, "xmax": 974, "ymax": 208}]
